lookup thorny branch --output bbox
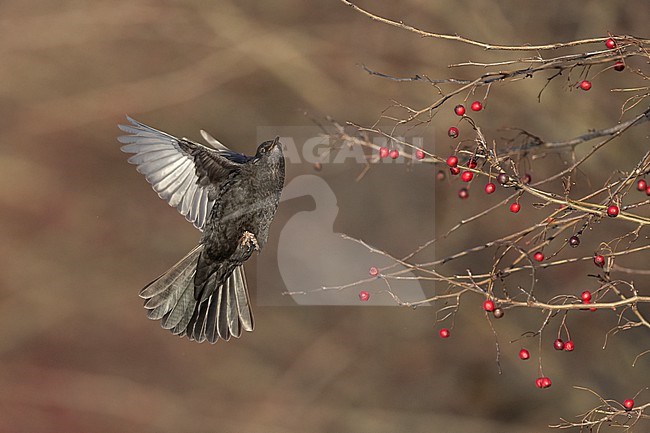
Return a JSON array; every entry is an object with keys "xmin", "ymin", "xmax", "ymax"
[{"xmin": 314, "ymin": 4, "xmax": 650, "ymax": 431}]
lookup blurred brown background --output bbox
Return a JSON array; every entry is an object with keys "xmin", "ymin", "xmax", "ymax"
[{"xmin": 1, "ymin": 1, "xmax": 649, "ymax": 432}]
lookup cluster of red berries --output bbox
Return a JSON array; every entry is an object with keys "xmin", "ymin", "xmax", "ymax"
[
  {"xmin": 449, "ymin": 102, "xmax": 483, "ymax": 139},
  {"xmin": 446, "ymin": 155, "xmax": 476, "ymax": 198},
  {"xmin": 576, "ymin": 39, "xmax": 626, "ymax": 92},
  {"xmin": 378, "ymin": 146, "xmax": 400, "ymax": 159},
  {"xmin": 453, "ymin": 101, "xmax": 484, "ymax": 116},
  {"xmin": 605, "ymin": 38, "xmax": 626, "ymax": 72},
  {"xmin": 553, "ymin": 338, "xmax": 575, "ymax": 352},
  {"xmin": 446, "ymin": 152, "xmax": 535, "ymax": 205},
  {"xmin": 431, "ymin": 36, "xmax": 643, "ymax": 399},
  {"xmin": 358, "ymin": 267, "xmax": 382, "ymax": 301},
  {"xmin": 519, "ymin": 347, "xmax": 553, "ymax": 389},
  {"xmin": 481, "ymin": 299, "xmax": 504, "ymax": 318},
  {"xmin": 379, "ymin": 146, "xmax": 431, "ymax": 161}
]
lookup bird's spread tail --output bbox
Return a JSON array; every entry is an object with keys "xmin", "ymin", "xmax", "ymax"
[{"xmin": 139, "ymin": 245, "xmax": 254, "ymax": 343}]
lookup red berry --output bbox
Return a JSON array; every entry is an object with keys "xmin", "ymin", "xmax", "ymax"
[
  {"xmin": 523, "ymin": 173, "xmax": 532, "ymax": 184},
  {"xmin": 569, "ymin": 236, "xmax": 580, "ymax": 247},
  {"xmin": 448, "ymin": 126, "xmax": 459, "ymax": 138},
  {"xmin": 613, "ymin": 61, "xmax": 625, "ymax": 71},
  {"xmin": 497, "ymin": 173, "xmax": 509, "ymax": 184},
  {"xmin": 535, "ymin": 376, "xmax": 552, "ymax": 389},
  {"xmin": 646, "ymin": 185, "xmax": 650, "ymax": 196},
  {"xmin": 438, "ymin": 328, "xmax": 450, "ymax": 338},
  {"xmin": 519, "ymin": 348, "xmax": 530, "ymax": 360},
  {"xmin": 484, "ymin": 182, "xmax": 496, "ymax": 194},
  {"xmin": 446, "ymin": 155, "xmax": 459, "ymax": 167},
  {"xmin": 379, "ymin": 146, "xmax": 389, "ymax": 158},
  {"xmin": 607, "ymin": 205, "xmax": 619, "ymax": 217},
  {"xmin": 605, "ymin": 38, "xmax": 616, "ymax": 49},
  {"xmin": 450, "ymin": 166, "xmax": 461, "ymax": 175},
  {"xmin": 579, "ymin": 80, "xmax": 592, "ymax": 91},
  {"xmin": 637, "ymin": 179, "xmax": 647, "ymax": 191},
  {"xmin": 458, "ymin": 188, "xmax": 469, "ymax": 199},
  {"xmin": 482, "ymin": 299, "xmax": 495, "ymax": 312},
  {"xmin": 564, "ymin": 340, "xmax": 575, "ymax": 351},
  {"xmin": 467, "ymin": 160, "xmax": 477, "ymax": 169},
  {"xmin": 358, "ymin": 290, "xmax": 370, "ymax": 302},
  {"xmin": 509, "ymin": 202, "xmax": 521, "ymax": 213},
  {"xmin": 533, "ymin": 252, "xmax": 544, "ymax": 262},
  {"xmin": 553, "ymin": 338, "xmax": 565, "ymax": 350},
  {"xmin": 415, "ymin": 149, "xmax": 425, "ymax": 160},
  {"xmin": 623, "ymin": 399, "xmax": 634, "ymax": 410},
  {"xmin": 594, "ymin": 254, "xmax": 605, "ymax": 267},
  {"xmin": 389, "ymin": 149, "xmax": 399, "ymax": 159},
  {"xmin": 580, "ymin": 290, "xmax": 592, "ymax": 302},
  {"xmin": 470, "ymin": 101, "xmax": 483, "ymax": 112},
  {"xmin": 436, "ymin": 170, "xmax": 446, "ymax": 181},
  {"xmin": 454, "ymin": 105, "xmax": 466, "ymax": 116},
  {"xmin": 369, "ymin": 266, "xmax": 379, "ymax": 277},
  {"xmin": 461, "ymin": 171, "xmax": 474, "ymax": 182}
]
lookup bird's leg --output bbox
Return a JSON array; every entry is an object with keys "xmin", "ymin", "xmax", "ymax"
[{"xmin": 240, "ymin": 230, "xmax": 259, "ymax": 251}]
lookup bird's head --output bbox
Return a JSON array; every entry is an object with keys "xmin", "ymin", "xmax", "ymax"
[
  {"xmin": 255, "ymin": 136, "xmax": 282, "ymax": 158},
  {"xmin": 254, "ymin": 136, "xmax": 284, "ymax": 169},
  {"xmin": 252, "ymin": 136, "xmax": 285, "ymax": 185}
]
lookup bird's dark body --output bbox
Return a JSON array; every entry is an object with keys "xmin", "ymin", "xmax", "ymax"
[{"xmin": 119, "ymin": 117, "xmax": 284, "ymax": 343}]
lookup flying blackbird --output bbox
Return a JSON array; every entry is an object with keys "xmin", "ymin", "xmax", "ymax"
[{"xmin": 118, "ymin": 116, "xmax": 285, "ymax": 343}]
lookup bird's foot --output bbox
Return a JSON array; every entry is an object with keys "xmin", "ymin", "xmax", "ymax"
[{"xmin": 241, "ymin": 230, "xmax": 259, "ymax": 251}]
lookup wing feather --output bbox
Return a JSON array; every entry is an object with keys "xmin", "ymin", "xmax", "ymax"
[{"xmin": 119, "ymin": 116, "xmax": 244, "ymax": 230}]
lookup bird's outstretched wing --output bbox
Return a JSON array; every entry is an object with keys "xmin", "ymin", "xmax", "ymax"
[{"xmin": 118, "ymin": 116, "xmax": 247, "ymax": 230}]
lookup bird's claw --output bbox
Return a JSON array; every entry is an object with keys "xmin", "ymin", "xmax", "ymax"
[{"xmin": 241, "ymin": 230, "xmax": 259, "ymax": 251}]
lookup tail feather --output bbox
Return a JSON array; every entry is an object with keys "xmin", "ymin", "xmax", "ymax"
[
  {"xmin": 146, "ymin": 262, "xmax": 196, "ymax": 320},
  {"xmin": 205, "ymin": 277, "xmax": 231, "ymax": 343},
  {"xmin": 232, "ymin": 266, "xmax": 253, "ymax": 332},
  {"xmin": 217, "ymin": 279, "xmax": 230, "ymax": 339},
  {"xmin": 140, "ymin": 245, "xmax": 202, "ymax": 299},
  {"xmin": 226, "ymin": 276, "xmax": 240, "ymax": 337},
  {"xmin": 160, "ymin": 282, "xmax": 195, "ymax": 330},
  {"xmin": 138, "ymin": 245, "xmax": 254, "ymax": 343},
  {"xmin": 188, "ymin": 297, "xmax": 210, "ymax": 342}
]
